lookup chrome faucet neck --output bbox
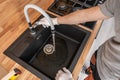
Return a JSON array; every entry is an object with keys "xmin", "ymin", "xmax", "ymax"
[{"xmin": 24, "ymin": 4, "xmax": 55, "ymax": 34}]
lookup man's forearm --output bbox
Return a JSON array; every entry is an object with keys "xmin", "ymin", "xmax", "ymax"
[{"xmin": 57, "ymin": 6, "xmax": 108, "ymax": 25}]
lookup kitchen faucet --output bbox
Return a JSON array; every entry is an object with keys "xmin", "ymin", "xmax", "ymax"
[
  {"xmin": 24, "ymin": 4, "xmax": 55, "ymax": 53},
  {"xmin": 24, "ymin": 4, "xmax": 55, "ymax": 34}
]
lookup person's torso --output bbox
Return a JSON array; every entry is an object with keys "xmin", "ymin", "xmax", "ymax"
[{"xmin": 97, "ymin": 0, "xmax": 120, "ymax": 80}]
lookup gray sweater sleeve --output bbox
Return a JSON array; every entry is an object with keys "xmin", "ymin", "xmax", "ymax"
[{"xmin": 99, "ymin": 0, "xmax": 116, "ymax": 17}]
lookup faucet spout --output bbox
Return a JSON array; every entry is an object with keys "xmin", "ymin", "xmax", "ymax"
[{"xmin": 24, "ymin": 4, "xmax": 55, "ymax": 32}]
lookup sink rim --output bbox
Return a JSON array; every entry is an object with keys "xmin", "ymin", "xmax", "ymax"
[{"xmin": 4, "ymin": 24, "xmax": 90, "ymax": 80}]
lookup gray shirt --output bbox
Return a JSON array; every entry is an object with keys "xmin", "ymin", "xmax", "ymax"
[{"xmin": 97, "ymin": 0, "xmax": 120, "ymax": 80}]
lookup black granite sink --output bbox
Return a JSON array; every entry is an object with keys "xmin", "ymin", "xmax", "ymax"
[{"xmin": 4, "ymin": 24, "xmax": 90, "ymax": 80}]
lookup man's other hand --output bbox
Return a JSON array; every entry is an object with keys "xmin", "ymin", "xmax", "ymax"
[{"xmin": 55, "ymin": 67, "xmax": 74, "ymax": 80}]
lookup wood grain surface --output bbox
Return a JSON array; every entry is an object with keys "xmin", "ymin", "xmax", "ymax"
[{"xmin": 0, "ymin": 0, "xmax": 53, "ymax": 80}]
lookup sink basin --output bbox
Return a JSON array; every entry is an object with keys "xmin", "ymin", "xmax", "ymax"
[{"xmin": 4, "ymin": 24, "xmax": 90, "ymax": 80}]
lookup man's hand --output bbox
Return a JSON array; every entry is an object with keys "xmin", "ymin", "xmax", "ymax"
[
  {"xmin": 55, "ymin": 67, "xmax": 74, "ymax": 80},
  {"xmin": 35, "ymin": 17, "xmax": 58, "ymax": 28}
]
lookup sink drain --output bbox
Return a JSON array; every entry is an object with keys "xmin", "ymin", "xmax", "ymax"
[{"xmin": 43, "ymin": 44, "xmax": 55, "ymax": 55}]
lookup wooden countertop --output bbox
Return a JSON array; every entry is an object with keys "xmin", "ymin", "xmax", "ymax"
[{"xmin": 0, "ymin": 0, "xmax": 102, "ymax": 80}]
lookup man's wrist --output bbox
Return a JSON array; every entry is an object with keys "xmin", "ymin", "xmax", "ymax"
[
  {"xmin": 69, "ymin": 78, "xmax": 74, "ymax": 80},
  {"xmin": 52, "ymin": 18, "xmax": 59, "ymax": 25}
]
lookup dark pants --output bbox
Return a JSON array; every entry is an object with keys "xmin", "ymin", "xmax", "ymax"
[{"xmin": 90, "ymin": 51, "xmax": 101, "ymax": 80}]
